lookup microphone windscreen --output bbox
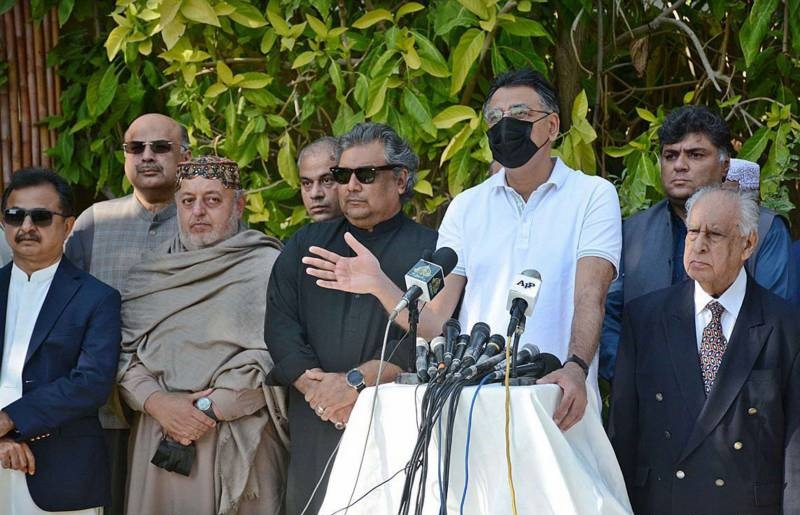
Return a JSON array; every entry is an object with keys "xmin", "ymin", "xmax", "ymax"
[
  {"xmin": 431, "ymin": 247, "xmax": 458, "ymax": 276},
  {"xmin": 537, "ymin": 353, "xmax": 563, "ymax": 376}
]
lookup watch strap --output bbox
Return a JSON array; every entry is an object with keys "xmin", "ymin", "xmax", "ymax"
[{"xmin": 566, "ymin": 354, "xmax": 589, "ymax": 376}]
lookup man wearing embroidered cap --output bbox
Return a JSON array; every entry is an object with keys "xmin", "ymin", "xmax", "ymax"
[
  {"xmin": 118, "ymin": 156, "xmax": 288, "ymax": 514},
  {"xmin": 724, "ymin": 158, "xmax": 761, "ymax": 196},
  {"xmin": 610, "ymin": 185, "xmax": 800, "ymax": 514}
]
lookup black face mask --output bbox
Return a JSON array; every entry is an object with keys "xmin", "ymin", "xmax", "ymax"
[{"xmin": 487, "ymin": 116, "xmax": 542, "ymax": 169}]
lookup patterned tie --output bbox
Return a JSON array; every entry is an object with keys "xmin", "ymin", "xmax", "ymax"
[{"xmin": 699, "ymin": 300, "xmax": 727, "ymax": 394}]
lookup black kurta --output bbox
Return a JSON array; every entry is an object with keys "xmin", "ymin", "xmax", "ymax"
[{"xmin": 265, "ymin": 211, "xmax": 437, "ymax": 515}]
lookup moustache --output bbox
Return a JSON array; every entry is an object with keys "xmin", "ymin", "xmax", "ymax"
[
  {"xmin": 136, "ymin": 164, "xmax": 163, "ymax": 173},
  {"xmin": 15, "ymin": 233, "xmax": 40, "ymax": 243}
]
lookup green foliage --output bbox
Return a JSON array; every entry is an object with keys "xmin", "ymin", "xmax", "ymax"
[{"xmin": 12, "ymin": 0, "xmax": 799, "ymax": 239}]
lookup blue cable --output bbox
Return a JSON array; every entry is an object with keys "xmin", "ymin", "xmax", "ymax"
[{"xmin": 460, "ymin": 374, "xmax": 492, "ymax": 514}]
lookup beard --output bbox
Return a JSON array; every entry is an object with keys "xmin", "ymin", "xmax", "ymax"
[{"xmin": 179, "ymin": 207, "xmax": 240, "ymax": 251}]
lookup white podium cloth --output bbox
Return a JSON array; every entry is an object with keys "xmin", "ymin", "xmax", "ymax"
[{"xmin": 319, "ymin": 383, "xmax": 632, "ymax": 515}]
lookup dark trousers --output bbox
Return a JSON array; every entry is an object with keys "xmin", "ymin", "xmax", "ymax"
[{"xmin": 103, "ymin": 428, "xmax": 129, "ymax": 515}]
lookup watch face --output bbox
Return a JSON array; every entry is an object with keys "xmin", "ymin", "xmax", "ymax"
[
  {"xmin": 196, "ymin": 397, "xmax": 211, "ymax": 411},
  {"xmin": 346, "ymin": 369, "xmax": 364, "ymax": 387}
]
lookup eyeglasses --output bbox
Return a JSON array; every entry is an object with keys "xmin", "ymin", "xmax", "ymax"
[
  {"xmin": 484, "ymin": 104, "xmax": 552, "ymax": 127},
  {"xmin": 122, "ymin": 140, "xmax": 185, "ymax": 154},
  {"xmin": 330, "ymin": 164, "xmax": 401, "ymax": 185},
  {"xmin": 3, "ymin": 208, "xmax": 70, "ymax": 227}
]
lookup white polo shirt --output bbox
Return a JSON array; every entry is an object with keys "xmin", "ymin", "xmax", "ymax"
[{"xmin": 437, "ymin": 158, "xmax": 622, "ymax": 398}]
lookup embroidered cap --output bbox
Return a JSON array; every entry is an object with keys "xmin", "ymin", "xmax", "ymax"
[
  {"xmin": 726, "ymin": 158, "xmax": 760, "ymax": 191},
  {"xmin": 176, "ymin": 156, "xmax": 241, "ymax": 190}
]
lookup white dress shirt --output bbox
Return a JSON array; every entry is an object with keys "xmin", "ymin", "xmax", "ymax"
[
  {"xmin": 437, "ymin": 158, "xmax": 622, "ymax": 404},
  {"xmin": 0, "ymin": 260, "xmax": 101, "ymax": 515},
  {"xmin": 693, "ymin": 267, "xmax": 747, "ymax": 351}
]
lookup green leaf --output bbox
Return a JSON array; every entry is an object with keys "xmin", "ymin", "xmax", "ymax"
[
  {"xmin": 571, "ymin": 90, "xmax": 589, "ymax": 121},
  {"xmin": 226, "ymin": 0, "xmax": 267, "ymax": 27},
  {"xmin": 366, "ymin": 77, "xmax": 389, "ymax": 117},
  {"xmin": 87, "ymin": 66, "xmax": 118, "ymax": 118},
  {"xmin": 440, "ymin": 124, "xmax": 475, "ymax": 164},
  {"xmin": 499, "ymin": 17, "xmax": 550, "ymax": 40},
  {"xmin": 292, "ymin": 51, "xmax": 317, "ymax": 69},
  {"xmin": 137, "ymin": 8, "xmax": 161, "ymax": 21},
  {"xmin": 739, "ymin": 0, "xmax": 779, "ymax": 67},
  {"xmin": 352, "ymin": 9, "xmax": 393, "ymax": 29},
  {"xmin": 450, "ymin": 29, "xmax": 485, "ymax": 96},
  {"xmin": 306, "ymin": 14, "xmax": 328, "ymax": 37},
  {"xmin": 216, "ymin": 61, "xmax": 235, "ymax": 85},
  {"xmin": 447, "ymin": 148, "xmax": 472, "ymax": 195},
  {"xmin": 277, "ymin": 132, "xmax": 299, "ymax": 188},
  {"xmin": 159, "ymin": 0, "xmax": 181, "ymax": 26},
  {"xmin": 604, "ymin": 145, "xmax": 635, "ymax": 158},
  {"xmin": 402, "ymin": 89, "xmax": 436, "ymax": 136},
  {"xmin": 260, "ymin": 29, "xmax": 277, "ymax": 53},
  {"xmin": 205, "ymin": 82, "xmax": 227, "ymax": 98},
  {"xmin": 239, "ymin": 72, "xmax": 272, "ymax": 89},
  {"xmin": 266, "ymin": 2, "xmax": 291, "ymax": 36},
  {"xmin": 396, "ymin": 2, "xmax": 425, "ymax": 20},
  {"xmin": 434, "ymin": 0, "xmax": 477, "ymax": 36},
  {"xmin": 738, "ymin": 126, "xmax": 770, "ymax": 162},
  {"xmin": 105, "ymin": 25, "xmax": 129, "ymax": 60},
  {"xmin": 58, "ymin": 0, "xmax": 75, "ymax": 27},
  {"xmin": 457, "ymin": 0, "xmax": 489, "ymax": 19},
  {"xmin": 433, "ymin": 105, "xmax": 477, "ymax": 129},
  {"xmin": 181, "ymin": 0, "xmax": 221, "ymax": 26},
  {"xmin": 267, "ymin": 114, "xmax": 288, "ymax": 128},
  {"xmin": 411, "ymin": 30, "xmax": 450, "ymax": 78},
  {"xmin": 414, "ymin": 179, "xmax": 433, "ymax": 196},
  {"xmin": 354, "ymin": 74, "xmax": 369, "ymax": 109},
  {"xmin": 635, "ymin": 107, "xmax": 657, "ymax": 123},
  {"xmin": 329, "ymin": 58, "xmax": 344, "ymax": 98},
  {"xmin": 162, "ymin": 17, "xmax": 186, "ymax": 49}
]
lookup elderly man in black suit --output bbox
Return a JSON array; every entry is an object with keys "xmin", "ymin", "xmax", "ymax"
[{"xmin": 609, "ymin": 185, "xmax": 799, "ymax": 515}]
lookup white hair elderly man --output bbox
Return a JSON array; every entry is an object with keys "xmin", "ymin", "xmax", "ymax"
[{"xmin": 610, "ymin": 185, "xmax": 800, "ymax": 515}]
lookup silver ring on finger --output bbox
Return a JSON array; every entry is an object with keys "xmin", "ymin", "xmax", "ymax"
[
  {"xmin": 334, "ymin": 422, "xmax": 345, "ymax": 430},
  {"xmin": 316, "ymin": 405, "xmax": 326, "ymax": 416}
]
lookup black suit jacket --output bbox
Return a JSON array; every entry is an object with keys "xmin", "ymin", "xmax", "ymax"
[
  {"xmin": 609, "ymin": 277, "xmax": 800, "ymax": 515},
  {"xmin": 0, "ymin": 258, "xmax": 121, "ymax": 511}
]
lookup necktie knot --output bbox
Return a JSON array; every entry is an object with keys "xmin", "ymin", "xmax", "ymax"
[{"xmin": 706, "ymin": 300, "xmax": 724, "ymax": 320}]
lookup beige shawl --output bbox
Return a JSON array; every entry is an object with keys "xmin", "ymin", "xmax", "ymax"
[{"xmin": 119, "ymin": 229, "xmax": 288, "ymax": 515}]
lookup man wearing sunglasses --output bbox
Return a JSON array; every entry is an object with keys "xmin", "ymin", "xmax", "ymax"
[
  {"xmin": 0, "ymin": 167, "xmax": 121, "ymax": 514},
  {"xmin": 64, "ymin": 112, "xmax": 190, "ymax": 514},
  {"xmin": 298, "ymin": 136, "xmax": 343, "ymax": 222},
  {"xmin": 266, "ymin": 122, "xmax": 438, "ymax": 514}
]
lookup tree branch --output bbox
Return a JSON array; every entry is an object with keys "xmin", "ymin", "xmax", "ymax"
[
  {"xmin": 570, "ymin": 9, "xmax": 594, "ymax": 76},
  {"xmin": 660, "ymin": 17, "xmax": 722, "ymax": 91}
]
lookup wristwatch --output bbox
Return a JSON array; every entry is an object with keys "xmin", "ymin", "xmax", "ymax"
[
  {"xmin": 565, "ymin": 354, "xmax": 589, "ymax": 377},
  {"xmin": 346, "ymin": 368, "xmax": 366, "ymax": 393},
  {"xmin": 194, "ymin": 396, "xmax": 219, "ymax": 422}
]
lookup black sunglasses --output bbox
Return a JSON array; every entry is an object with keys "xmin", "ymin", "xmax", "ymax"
[
  {"xmin": 122, "ymin": 140, "xmax": 184, "ymax": 155},
  {"xmin": 3, "ymin": 208, "xmax": 70, "ymax": 227},
  {"xmin": 330, "ymin": 164, "xmax": 401, "ymax": 185}
]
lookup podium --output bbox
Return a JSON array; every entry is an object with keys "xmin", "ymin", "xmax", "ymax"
[{"xmin": 319, "ymin": 383, "xmax": 633, "ymax": 515}]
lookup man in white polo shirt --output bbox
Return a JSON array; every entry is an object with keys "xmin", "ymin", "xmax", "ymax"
[{"xmin": 301, "ymin": 70, "xmax": 621, "ymax": 431}]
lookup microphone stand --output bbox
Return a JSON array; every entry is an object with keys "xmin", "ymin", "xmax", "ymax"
[
  {"xmin": 510, "ymin": 316, "xmax": 525, "ymax": 378},
  {"xmin": 407, "ymin": 299, "xmax": 420, "ymax": 353}
]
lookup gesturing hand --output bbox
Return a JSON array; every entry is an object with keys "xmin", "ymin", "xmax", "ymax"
[
  {"xmin": 144, "ymin": 389, "xmax": 216, "ymax": 446},
  {"xmin": 302, "ymin": 232, "xmax": 388, "ymax": 295},
  {"xmin": 537, "ymin": 362, "xmax": 588, "ymax": 431},
  {"xmin": 0, "ymin": 438, "xmax": 35, "ymax": 475}
]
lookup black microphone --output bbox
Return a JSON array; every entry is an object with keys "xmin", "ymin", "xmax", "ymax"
[
  {"xmin": 517, "ymin": 353, "xmax": 562, "ymax": 380},
  {"xmin": 460, "ymin": 322, "xmax": 490, "ymax": 370},
  {"xmin": 475, "ymin": 334, "xmax": 506, "ymax": 365},
  {"xmin": 493, "ymin": 343, "xmax": 541, "ymax": 372},
  {"xmin": 430, "ymin": 336, "xmax": 446, "ymax": 374},
  {"xmin": 506, "ymin": 269, "xmax": 542, "ymax": 335},
  {"xmin": 442, "ymin": 319, "xmax": 460, "ymax": 370},
  {"xmin": 426, "ymin": 354, "xmax": 438, "ymax": 380},
  {"xmin": 390, "ymin": 247, "xmax": 458, "ymax": 319},
  {"xmin": 415, "ymin": 337, "xmax": 430, "ymax": 383},
  {"xmin": 450, "ymin": 334, "xmax": 470, "ymax": 372}
]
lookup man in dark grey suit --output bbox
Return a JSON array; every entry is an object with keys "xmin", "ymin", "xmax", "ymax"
[
  {"xmin": 609, "ymin": 186, "xmax": 799, "ymax": 515},
  {"xmin": 600, "ymin": 106, "xmax": 795, "ymax": 382}
]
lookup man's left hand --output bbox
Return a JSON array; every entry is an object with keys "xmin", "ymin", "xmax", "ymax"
[
  {"xmin": 0, "ymin": 411, "xmax": 14, "ymax": 438},
  {"xmin": 537, "ymin": 362, "xmax": 587, "ymax": 431},
  {"xmin": 303, "ymin": 370, "xmax": 357, "ymax": 421}
]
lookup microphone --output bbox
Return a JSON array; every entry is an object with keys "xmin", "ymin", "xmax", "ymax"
[
  {"xmin": 430, "ymin": 336, "xmax": 446, "ymax": 374},
  {"xmin": 460, "ymin": 322, "xmax": 490, "ymax": 370},
  {"xmin": 506, "ymin": 269, "xmax": 542, "ymax": 335},
  {"xmin": 415, "ymin": 337, "xmax": 430, "ymax": 383},
  {"xmin": 390, "ymin": 247, "xmax": 458, "ymax": 319},
  {"xmin": 486, "ymin": 353, "xmax": 561, "ymax": 382},
  {"xmin": 475, "ymin": 334, "xmax": 506, "ymax": 365},
  {"xmin": 426, "ymin": 354, "xmax": 438, "ymax": 381},
  {"xmin": 493, "ymin": 343, "xmax": 541, "ymax": 371},
  {"xmin": 450, "ymin": 334, "xmax": 470, "ymax": 372},
  {"xmin": 442, "ymin": 319, "xmax": 461, "ymax": 370}
]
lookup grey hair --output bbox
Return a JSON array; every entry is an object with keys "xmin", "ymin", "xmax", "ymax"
[
  {"xmin": 685, "ymin": 185, "xmax": 759, "ymax": 238},
  {"xmin": 337, "ymin": 122, "xmax": 419, "ymax": 202},
  {"xmin": 297, "ymin": 136, "xmax": 340, "ymax": 168}
]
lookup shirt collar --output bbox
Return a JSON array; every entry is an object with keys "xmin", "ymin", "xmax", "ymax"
[
  {"xmin": 491, "ymin": 157, "xmax": 569, "ymax": 193},
  {"xmin": 11, "ymin": 258, "xmax": 60, "ymax": 284},
  {"xmin": 694, "ymin": 267, "xmax": 747, "ymax": 317},
  {"xmin": 345, "ymin": 209, "xmax": 405, "ymax": 240},
  {"xmin": 132, "ymin": 194, "xmax": 177, "ymax": 223}
]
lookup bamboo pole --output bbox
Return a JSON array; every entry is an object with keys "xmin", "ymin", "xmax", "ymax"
[
  {"xmin": 13, "ymin": 4, "xmax": 31, "ymax": 167},
  {"xmin": 42, "ymin": 10, "xmax": 55, "ymax": 155},
  {"xmin": 4, "ymin": 11, "xmax": 20, "ymax": 173},
  {"xmin": 50, "ymin": 11, "xmax": 60, "ymax": 117},
  {"xmin": 32, "ymin": 5, "xmax": 48, "ymax": 166},
  {"xmin": 0, "ymin": 16, "xmax": 10, "ymax": 185},
  {"xmin": 23, "ymin": 1, "xmax": 39, "ymax": 167}
]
